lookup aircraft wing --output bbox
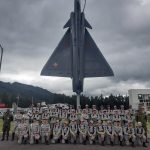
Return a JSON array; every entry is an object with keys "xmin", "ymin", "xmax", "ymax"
[
  {"xmin": 84, "ymin": 29, "xmax": 114, "ymax": 77},
  {"xmin": 41, "ymin": 29, "xmax": 72, "ymax": 77}
]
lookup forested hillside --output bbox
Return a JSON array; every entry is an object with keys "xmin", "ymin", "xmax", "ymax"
[{"xmin": 0, "ymin": 81, "xmax": 129, "ymax": 109}]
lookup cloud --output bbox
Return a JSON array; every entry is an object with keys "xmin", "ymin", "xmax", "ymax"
[{"xmin": 0, "ymin": 0, "xmax": 150, "ymax": 96}]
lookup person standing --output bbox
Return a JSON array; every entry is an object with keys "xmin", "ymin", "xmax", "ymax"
[
  {"xmin": 1, "ymin": 109, "xmax": 13, "ymax": 141},
  {"xmin": 136, "ymin": 105, "xmax": 149, "ymax": 143},
  {"xmin": 11, "ymin": 110, "xmax": 22, "ymax": 141}
]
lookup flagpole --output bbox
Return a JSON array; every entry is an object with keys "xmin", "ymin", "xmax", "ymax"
[
  {"xmin": 0, "ymin": 44, "xmax": 4, "ymax": 73},
  {"xmin": 17, "ymin": 95, "xmax": 20, "ymax": 109}
]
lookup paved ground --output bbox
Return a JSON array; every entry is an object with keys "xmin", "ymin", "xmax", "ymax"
[{"xmin": 0, "ymin": 141, "xmax": 149, "ymax": 150}]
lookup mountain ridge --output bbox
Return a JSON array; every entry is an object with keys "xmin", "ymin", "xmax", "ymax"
[{"xmin": 0, "ymin": 81, "xmax": 57, "ymax": 107}]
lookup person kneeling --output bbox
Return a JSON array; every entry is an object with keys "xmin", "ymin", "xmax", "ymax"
[
  {"xmin": 61, "ymin": 120, "xmax": 70, "ymax": 144},
  {"xmin": 40, "ymin": 119, "xmax": 51, "ymax": 145},
  {"xmin": 123, "ymin": 122, "xmax": 136, "ymax": 147},
  {"xmin": 136, "ymin": 122, "xmax": 147, "ymax": 147},
  {"xmin": 17, "ymin": 117, "xmax": 29, "ymax": 144},
  {"xmin": 52, "ymin": 120, "xmax": 62, "ymax": 143},
  {"xmin": 29, "ymin": 118, "xmax": 40, "ymax": 144},
  {"xmin": 70, "ymin": 120, "xmax": 78, "ymax": 144},
  {"xmin": 79, "ymin": 119, "xmax": 88, "ymax": 145},
  {"xmin": 97, "ymin": 120, "xmax": 106, "ymax": 146},
  {"xmin": 88, "ymin": 120, "xmax": 96, "ymax": 145}
]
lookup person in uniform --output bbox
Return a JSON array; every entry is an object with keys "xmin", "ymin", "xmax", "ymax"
[
  {"xmin": 135, "ymin": 122, "xmax": 147, "ymax": 147},
  {"xmin": 123, "ymin": 121, "xmax": 136, "ymax": 147},
  {"xmin": 52, "ymin": 120, "xmax": 62, "ymax": 143},
  {"xmin": 59, "ymin": 108, "xmax": 68, "ymax": 121},
  {"xmin": 113, "ymin": 105, "xmax": 118, "ymax": 113},
  {"xmin": 17, "ymin": 116, "xmax": 29, "ymax": 144},
  {"xmin": 41, "ymin": 108, "xmax": 50, "ymax": 121},
  {"xmin": 1, "ymin": 109, "xmax": 13, "ymax": 141},
  {"xmin": 100, "ymin": 105, "xmax": 104, "ymax": 113},
  {"xmin": 40, "ymin": 118, "xmax": 51, "ymax": 145},
  {"xmin": 29, "ymin": 118, "xmax": 40, "ymax": 144},
  {"xmin": 120, "ymin": 105, "xmax": 125, "ymax": 126},
  {"xmin": 85, "ymin": 104, "xmax": 90, "ymax": 114},
  {"xmin": 88, "ymin": 120, "xmax": 97, "ymax": 145},
  {"xmin": 76, "ymin": 105, "xmax": 82, "ymax": 114},
  {"xmin": 99, "ymin": 106, "xmax": 103, "ymax": 122},
  {"xmin": 69, "ymin": 120, "xmax": 78, "ymax": 144},
  {"xmin": 27, "ymin": 108, "xmax": 33, "ymax": 124},
  {"xmin": 79, "ymin": 119, "xmax": 88, "ymax": 145},
  {"xmin": 80, "ymin": 109, "xmax": 89, "ymax": 122},
  {"xmin": 106, "ymin": 105, "xmax": 111, "ymax": 114},
  {"xmin": 92, "ymin": 105, "xmax": 98, "ymax": 114},
  {"xmin": 91, "ymin": 109, "xmax": 99, "ymax": 123},
  {"xmin": 97, "ymin": 120, "xmax": 106, "ymax": 146},
  {"xmin": 107, "ymin": 105, "xmax": 113, "ymax": 122},
  {"xmin": 112, "ymin": 110, "xmax": 121, "ymax": 122},
  {"xmin": 136, "ymin": 107, "xmax": 149, "ymax": 143},
  {"xmin": 114, "ymin": 121, "xmax": 123, "ymax": 146},
  {"xmin": 69, "ymin": 109, "xmax": 77, "ymax": 122},
  {"xmin": 67, "ymin": 105, "xmax": 73, "ymax": 115},
  {"xmin": 106, "ymin": 121, "xmax": 115, "ymax": 146},
  {"xmin": 61, "ymin": 120, "xmax": 70, "ymax": 144},
  {"xmin": 50, "ymin": 108, "xmax": 58, "ymax": 129},
  {"xmin": 124, "ymin": 110, "xmax": 132, "ymax": 126},
  {"xmin": 12, "ymin": 110, "xmax": 23, "ymax": 141},
  {"xmin": 101, "ymin": 110, "xmax": 110, "ymax": 122}
]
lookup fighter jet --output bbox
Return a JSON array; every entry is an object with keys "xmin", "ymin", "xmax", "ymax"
[{"xmin": 41, "ymin": 0, "xmax": 114, "ymax": 95}]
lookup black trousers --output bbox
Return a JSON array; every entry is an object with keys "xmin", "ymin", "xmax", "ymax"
[{"xmin": 2, "ymin": 125, "xmax": 10, "ymax": 140}]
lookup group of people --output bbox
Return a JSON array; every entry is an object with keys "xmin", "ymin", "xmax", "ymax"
[{"xmin": 1, "ymin": 104, "xmax": 149, "ymax": 147}]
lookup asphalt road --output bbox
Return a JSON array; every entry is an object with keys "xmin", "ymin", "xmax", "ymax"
[{"xmin": 0, "ymin": 141, "xmax": 149, "ymax": 150}]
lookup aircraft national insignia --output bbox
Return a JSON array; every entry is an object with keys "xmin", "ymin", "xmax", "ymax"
[{"xmin": 53, "ymin": 62, "xmax": 58, "ymax": 68}]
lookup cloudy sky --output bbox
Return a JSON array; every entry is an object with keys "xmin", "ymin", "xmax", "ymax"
[{"xmin": 0, "ymin": 0, "xmax": 150, "ymax": 96}]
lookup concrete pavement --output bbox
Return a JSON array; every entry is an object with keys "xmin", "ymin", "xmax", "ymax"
[{"xmin": 0, "ymin": 141, "xmax": 149, "ymax": 150}]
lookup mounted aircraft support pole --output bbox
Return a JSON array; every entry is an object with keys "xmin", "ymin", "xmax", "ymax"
[{"xmin": 77, "ymin": 94, "xmax": 80, "ymax": 109}]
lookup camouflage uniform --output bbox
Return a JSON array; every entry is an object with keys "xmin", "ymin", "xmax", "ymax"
[
  {"xmin": 17, "ymin": 117, "xmax": 29, "ymax": 144},
  {"xmin": 106, "ymin": 121, "xmax": 115, "ymax": 146},
  {"xmin": 114, "ymin": 121, "xmax": 123, "ymax": 146},
  {"xmin": 79, "ymin": 120, "xmax": 88, "ymax": 144},
  {"xmin": 123, "ymin": 122, "xmax": 136, "ymax": 147},
  {"xmin": 1, "ymin": 110, "xmax": 13, "ymax": 141},
  {"xmin": 52, "ymin": 120, "xmax": 62, "ymax": 143},
  {"xmin": 29, "ymin": 119, "xmax": 40, "ymax": 144},
  {"xmin": 69, "ymin": 120, "xmax": 78, "ymax": 144},
  {"xmin": 61, "ymin": 122, "xmax": 70, "ymax": 144},
  {"xmin": 87, "ymin": 120, "xmax": 96, "ymax": 144},
  {"xmin": 12, "ymin": 111, "xmax": 22, "ymax": 141},
  {"xmin": 97, "ymin": 120, "xmax": 106, "ymax": 146},
  {"xmin": 40, "ymin": 119, "xmax": 51, "ymax": 144},
  {"xmin": 135, "ymin": 122, "xmax": 147, "ymax": 147},
  {"xmin": 136, "ymin": 111, "xmax": 148, "ymax": 142}
]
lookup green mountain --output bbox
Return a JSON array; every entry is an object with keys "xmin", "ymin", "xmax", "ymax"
[
  {"xmin": 0, "ymin": 81, "xmax": 129, "ymax": 109},
  {"xmin": 0, "ymin": 81, "xmax": 71, "ymax": 107}
]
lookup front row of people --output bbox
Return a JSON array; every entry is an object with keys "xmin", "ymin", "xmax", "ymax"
[{"xmin": 14, "ymin": 116, "xmax": 148, "ymax": 147}]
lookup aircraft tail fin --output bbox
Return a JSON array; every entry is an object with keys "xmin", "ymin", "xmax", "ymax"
[
  {"xmin": 85, "ymin": 19, "xmax": 92, "ymax": 29},
  {"xmin": 64, "ymin": 19, "xmax": 71, "ymax": 28}
]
